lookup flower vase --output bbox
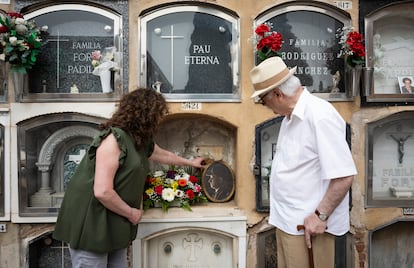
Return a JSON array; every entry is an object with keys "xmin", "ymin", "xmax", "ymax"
[
  {"xmin": 12, "ymin": 71, "xmax": 29, "ymax": 101},
  {"xmin": 345, "ymin": 65, "xmax": 362, "ymax": 97},
  {"xmin": 99, "ymin": 70, "xmax": 112, "ymax": 93},
  {"xmin": 362, "ymin": 67, "xmax": 374, "ymax": 96}
]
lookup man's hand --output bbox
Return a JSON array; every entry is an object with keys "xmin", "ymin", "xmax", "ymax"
[{"xmin": 302, "ymin": 212, "xmax": 327, "ymax": 248}]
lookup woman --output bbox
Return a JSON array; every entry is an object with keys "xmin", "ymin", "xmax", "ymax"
[
  {"xmin": 53, "ymin": 88, "xmax": 205, "ymax": 267},
  {"xmin": 401, "ymin": 77, "xmax": 414, "ymax": 93}
]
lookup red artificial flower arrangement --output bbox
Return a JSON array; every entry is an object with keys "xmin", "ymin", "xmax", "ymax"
[
  {"xmin": 254, "ymin": 23, "xmax": 283, "ymax": 61},
  {"xmin": 337, "ymin": 26, "xmax": 366, "ymax": 67},
  {"xmin": 0, "ymin": 11, "xmax": 47, "ymax": 73}
]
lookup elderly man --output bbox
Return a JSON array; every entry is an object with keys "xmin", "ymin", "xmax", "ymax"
[{"xmin": 250, "ymin": 57, "xmax": 356, "ymax": 268}]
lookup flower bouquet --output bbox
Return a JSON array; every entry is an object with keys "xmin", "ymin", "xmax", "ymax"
[
  {"xmin": 0, "ymin": 12, "xmax": 47, "ymax": 74},
  {"xmin": 253, "ymin": 23, "xmax": 283, "ymax": 61},
  {"xmin": 143, "ymin": 166, "xmax": 207, "ymax": 212},
  {"xmin": 336, "ymin": 26, "xmax": 365, "ymax": 68},
  {"xmin": 91, "ymin": 47, "xmax": 119, "ymax": 92}
]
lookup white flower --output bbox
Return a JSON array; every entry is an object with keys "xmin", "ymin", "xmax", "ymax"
[
  {"xmin": 175, "ymin": 189, "xmax": 184, "ymax": 198},
  {"xmin": 161, "ymin": 188, "xmax": 175, "ymax": 202},
  {"xmin": 9, "ymin": 36, "xmax": 18, "ymax": 46},
  {"xmin": 153, "ymin": 170, "xmax": 164, "ymax": 178},
  {"xmin": 15, "ymin": 18, "xmax": 26, "ymax": 25},
  {"xmin": 15, "ymin": 24, "xmax": 28, "ymax": 35}
]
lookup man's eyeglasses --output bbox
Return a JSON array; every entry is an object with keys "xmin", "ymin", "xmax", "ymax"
[{"xmin": 258, "ymin": 91, "xmax": 272, "ymax": 105}]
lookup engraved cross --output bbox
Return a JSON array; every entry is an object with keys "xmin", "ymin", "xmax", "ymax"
[
  {"xmin": 160, "ymin": 25, "xmax": 184, "ymax": 86},
  {"xmin": 47, "ymin": 31, "xmax": 70, "ymax": 88},
  {"xmin": 183, "ymin": 233, "xmax": 203, "ymax": 262}
]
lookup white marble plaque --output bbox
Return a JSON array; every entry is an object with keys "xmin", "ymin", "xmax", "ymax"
[
  {"xmin": 372, "ymin": 121, "xmax": 414, "ymax": 200},
  {"xmin": 147, "ymin": 230, "xmax": 232, "ymax": 268}
]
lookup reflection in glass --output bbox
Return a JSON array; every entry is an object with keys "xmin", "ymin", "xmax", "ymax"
[
  {"xmin": 63, "ymin": 144, "xmax": 89, "ymax": 191},
  {"xmin": 254, "ymin": 117, "xmax": 283, "ymax": 212}
]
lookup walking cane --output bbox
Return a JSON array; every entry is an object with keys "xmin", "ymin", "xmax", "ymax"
[{"xmin": 297, "ymin": 225, "xmax": 314, "ymax": 268}]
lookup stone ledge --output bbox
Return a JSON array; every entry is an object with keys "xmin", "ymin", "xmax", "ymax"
[{"xmin": 141, "ymin": 201, "xmax": 246, "ymax": 222}]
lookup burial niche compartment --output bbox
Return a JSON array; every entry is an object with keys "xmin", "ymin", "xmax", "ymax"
[
  {"xmin": 140, "ymin": 4, "xmax": 240, "ymax": 102},
  {"xmin": 366, "ymin": 111, "xmax": 414, "ymax": 207},
  {"xmin": 17, "ymin": 113, "xmax": 104, "ymax": 217},
  {"xmin": 20, "ymin": 2, "xmax": 124, "ymax": 102},
  {"xmin": 254, "ymin": 1, "xmax": 353, "ymax": 101},
  {"xmin": 28, "ymin": 232, "xmax": 71, "ymax": 268},
  {"xmin": 154, "ymin": 115, "xmax": 236, "ymax": 168},
  {"xmin": 363, "ymin": 1, "xmax": 414, "ymax": 103},
  {"xmin": 369, "ymin": 220, "xmax": 414, "ymax": 268}
]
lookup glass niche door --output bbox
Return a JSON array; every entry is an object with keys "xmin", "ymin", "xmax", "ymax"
[
  {"xmin": 140, "ymin": 6, "xmax": 240, "ymax": 102},
  {"xmin": 364, "ymin": 2, "xmax": 414, "ymax": 103},
  {"xmin": 22, "ymin": 4, "xmax": 122, "ymax": 101}
]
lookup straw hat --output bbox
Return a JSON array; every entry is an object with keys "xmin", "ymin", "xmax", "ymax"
[{"xmin": 250, "ymin": 57, "xmax": 297, "ymax": 99}]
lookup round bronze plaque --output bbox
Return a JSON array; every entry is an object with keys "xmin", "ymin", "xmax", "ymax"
[{"xmin": 201, "ymin": 160, "xmax": 235, "ymax": 202}]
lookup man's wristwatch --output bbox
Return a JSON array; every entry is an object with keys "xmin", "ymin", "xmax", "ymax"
[{"xmin": 315, "ymin": 209, "xmax": 329, "ymax": 222}]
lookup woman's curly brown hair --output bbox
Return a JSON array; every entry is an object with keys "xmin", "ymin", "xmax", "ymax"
[{"xmin": 99, "ymin": 88, "xmax": 168, "ymax": 150}]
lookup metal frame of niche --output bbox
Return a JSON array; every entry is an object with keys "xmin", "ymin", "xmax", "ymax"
[
  {"xmin": 139, "ymin": 4, "xmax": 241, "ymax": 102},
  {"xmin": 254, "ymin": 116, "xmax": 284, "ymax": 212},
  {"xmin": 254, "ymin": 1, "xmax": 353, "ymax": 102},
  {"xmin": 366, "ymin": 111, "xmax": 414, "ymax": 208},
  {"xmin": 0, "ymin": 10, "xmax": 7, "ymax": 103},
  {"xmin": 19, "ymin": 3, "xmax": 123, "ymax": 102},
  {"xmin": 363, "ymin": 1, "xmax": 414, "ymax": 104},
  {"xmin": 0, "ymin": 111, "xmax": 10, "ymax": 222}
]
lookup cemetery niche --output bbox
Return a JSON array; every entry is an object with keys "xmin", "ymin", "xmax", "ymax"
[
  {"xmin": 17, "ymin": 113, "xmax": 104, "ymax": 217},
  {"xmin": 254, "ymin": 116, "xmax": 283, "ymax": 212},
  {"xmin": 363, "ymin": 1, "xmax": 414, "ymax": 103},
  {"xmin": 140, "ymin": 5, "xmax": 240, "ymax": 102},
  {"xmin": 367, "ymin": 111, "xmax": 414, "ymax": 207},
  {"xmin": 255, "ymin": 2, "xmax": 353, "ymax": 101},
  {"xmin": 21, "ymin": 4, "xmax": 123, "ymax": 101}
]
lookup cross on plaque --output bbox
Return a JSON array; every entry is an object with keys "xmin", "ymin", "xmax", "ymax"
[
  {"xmin": 160, "ymin": 25, "xmax": 184, "ymax": 86},
  {"xmin": 47, "ymin": 31, "xmax": 70, "ymax": 89},
  {"xmin": 183, "ymin": 233, "xmax": 203, "ymax": 262},
  {"xmin": 68, "ymin": 149, "xmax": 86, "ymax": 164},
  {"xmin": 50, "ymin": 241, "xmax": 70, "ymax": 267}
]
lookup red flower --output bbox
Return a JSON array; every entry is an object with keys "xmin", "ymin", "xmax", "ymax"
[
  {"xmin": 254, "ymin": 23, "xmax": 283, "ymax": 60},
  {"xmin": 255, "ymin": 23, "xmax": 270, "ymax": 37},
  {"xmin": 154, "ymin": 185, "xmax": 163, "ymax": 195},
  {"xmin": 0, "ymin": 26, "xmax": 8, "ymax": 33},
  {"xmin": 7, "ymin": 12, "xmax": 24, "ymax": 19},
  {"xmin": 186, "ymin": 189, "xmax": 195, "ymax": 199},
  {"xmin": 189, "ymin": 175, "xmax": 198, "ymax": 184}
]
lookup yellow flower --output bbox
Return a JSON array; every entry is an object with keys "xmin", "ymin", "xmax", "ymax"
[
  {"xmin": 145, "ymin": 188, "xmax": 154, "ymax": 195},
  {"xmin": 171, "ymin": 181, "xmax": 179, "ymax": 190}
]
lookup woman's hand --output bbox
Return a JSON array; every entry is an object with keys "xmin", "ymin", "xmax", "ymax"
[
  {"xmin": 128, "ymin": 208, "xmax": 143, "ymax": 225},
  {"xmin": 191, "ymin": 157, "xmax": 207, "ymax": 168}
]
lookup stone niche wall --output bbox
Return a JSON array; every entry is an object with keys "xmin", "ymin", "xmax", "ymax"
[{"xmin": 154, "ymin": 114, "xmax": 236, "ymax": 168}]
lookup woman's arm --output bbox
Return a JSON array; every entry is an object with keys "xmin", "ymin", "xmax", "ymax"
[
  {"xmin": 93, "ymin": 133, "xmax": 142, "ymax": 225},
  {"xmin": 149, "ymin": 144, "xmax": 205, "ymax": 168}
]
